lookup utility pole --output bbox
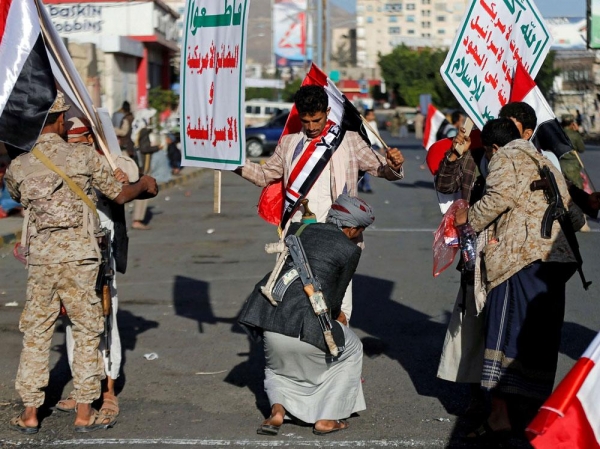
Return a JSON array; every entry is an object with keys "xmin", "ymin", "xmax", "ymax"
[
  {"xmin": 316, "ymin": 0, "xmax": 323, "ymax": 68},
  {"xmin": 324, "ymin": 0, "xmax": 330, "ymax": 73}
]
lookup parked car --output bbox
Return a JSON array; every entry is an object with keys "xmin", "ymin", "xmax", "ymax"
[{"xmin": 245, "ymin": 110, "xmax": 290, "ymax": 157}]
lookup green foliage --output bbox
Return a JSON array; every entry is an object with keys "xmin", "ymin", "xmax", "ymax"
[
  {"xmin": 246, "ymin": 87, "xmax": 279, "ymax": 101},
  {"xmin": 148, "ymin": 87, "xmax": 179, "ymax": 114},
  {"xmin": 535, "ymin": 50, "xmax": 560, "ymax": 99},
  {"xmin": 378, "ymin": 45, "xmax": 460, "ymax": 109},
  {"xmin": 281, "ymin": 79, "xmax": 302, "ymax": 102}
]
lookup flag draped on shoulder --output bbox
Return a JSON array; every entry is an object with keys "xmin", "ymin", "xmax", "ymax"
[
  {"xmin": 526, "ymin": 330, "xmax": 600, "ymax": 448},
  {"xmin": 510, "ymin": 61, "xmax": 573, "ymax": 160},
  {"xmin": 423, "ymin": 104, "xmax": 448, "ymax": 150},
  {"xmin": 257, "ymin": 63, "xmax": 368, "ymax": 228},
  {"xmin": 0, "ymin": 0, "xmax": 55, "ymax": 154}
]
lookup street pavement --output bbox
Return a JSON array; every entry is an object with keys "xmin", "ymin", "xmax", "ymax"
[{"xmin": 1, "ymin": 132, "xmax": 599, "ymax": 448}]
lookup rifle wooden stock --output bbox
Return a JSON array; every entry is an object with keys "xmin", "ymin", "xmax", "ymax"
[
  {"xmin": 303, "ymin": 284, "xmax": 339, "ymax": 356},
  {"xmin": 102, "ymin": 284, "xmax": 111, "ymax": 317}
]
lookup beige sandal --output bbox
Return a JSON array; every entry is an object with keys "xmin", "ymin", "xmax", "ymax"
[
  {"xmin": 99, "ymin": 394, "xmax": 119, "ymax": 418},
  {"xmin": 56, "ymin": 396, "xmax": 77, "ymax": 413}
]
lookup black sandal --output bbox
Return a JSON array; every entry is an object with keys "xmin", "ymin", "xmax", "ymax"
[{"xmin": 256, "ymin": 423, "xmax": 280, "ymax": 435}]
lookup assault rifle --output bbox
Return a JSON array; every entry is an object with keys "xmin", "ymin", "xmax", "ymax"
[
  {"xmin": 530, "ymin": 166, "xmax": 591, "ymax": 290},
  {"xmin": 95, "ymin": 228, "xmax": 114, "ymax": 371},
  {"xmin": 284, "ymin": 234, "xmax": 339, "ymax": 356}
]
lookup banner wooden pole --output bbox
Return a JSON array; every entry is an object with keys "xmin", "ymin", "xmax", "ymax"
[{"xmin": 214, "ymin": 170, "xmax": 222, "ymax": 214}]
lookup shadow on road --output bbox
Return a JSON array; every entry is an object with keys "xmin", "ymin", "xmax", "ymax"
[
  {"xmin": 115, "ymin": 308, "xmax": 159, "ymax": 395},
  {"xmin": 41, "ymin": 309, "xmax": 159, "ymax": 422},
  {"xmin": 173, "ymin": 275, "xmax": 217, "ymax": 333},
  {"xmin": 351, "ymin": 274, "xmax": 467, "ymax": 417}
]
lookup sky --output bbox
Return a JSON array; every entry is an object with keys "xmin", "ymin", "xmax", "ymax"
[
  {"xmin": 535, "ymin": 0, "xmax": 586, "ymax": 17},
  {"xmin": 330, "ymin": 0, "xmax": 588, "ymax": 18}
]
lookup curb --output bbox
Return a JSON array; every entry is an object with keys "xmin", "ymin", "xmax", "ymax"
[{"xmin": 0, "ymin": 168, "xmax": 207, "ymax": 248}]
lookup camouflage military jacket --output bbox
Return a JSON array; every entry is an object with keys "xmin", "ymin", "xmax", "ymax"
[
  {"xmin": 5, "ymin": 133, "xmax": 123, "ymax": 265},
  {"xmin": 468, "ymin": 139, "xmax": 585, "ymax": 290}
]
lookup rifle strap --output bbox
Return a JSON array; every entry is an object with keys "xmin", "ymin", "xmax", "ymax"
[
  {"xmin": 31, "ymin": 147, "xmax": 97, "ymax": 213},
  {"xmin": 31, "ymin": 147, "xmax": 101, "ymax": 259},
  {"xmin": 294, "ymin": 223, "xmax": 310, "ymax": 237}
]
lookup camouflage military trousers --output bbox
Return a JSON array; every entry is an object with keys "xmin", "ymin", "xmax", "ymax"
[{"xmin": 16, "ymin": 261, "xmax": 104, "ymax": 408}]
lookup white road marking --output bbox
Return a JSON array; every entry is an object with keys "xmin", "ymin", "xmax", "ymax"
[{"xmin": 2, "ymin": 438, "xmax": 446, "ymax": 447}]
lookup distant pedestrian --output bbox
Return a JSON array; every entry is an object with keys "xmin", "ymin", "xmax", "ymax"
[
  {"xmin": 414, "ymin": 108, "xmax": 424, "ymax": 139},
  {"xmin": 113, "ymin": 101, "xmax": 135, "ymax": 159}
]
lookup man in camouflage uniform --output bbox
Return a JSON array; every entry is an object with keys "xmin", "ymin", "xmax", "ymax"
[
  {"xmin": 456, "ymin": 118, "xmax": 585, "ymax": 441},
  {"xmin": 4, "ymin": 91, "xmax": 158, "ymax": 433}
]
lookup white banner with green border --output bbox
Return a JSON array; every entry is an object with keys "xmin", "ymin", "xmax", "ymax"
[
  {"xmin": 180, "ymin": 0, "xmax": 250, "ymax": 170},
  {"xmin": 440, "ymin": 0, "xmax": 553, "ymax": 129}
]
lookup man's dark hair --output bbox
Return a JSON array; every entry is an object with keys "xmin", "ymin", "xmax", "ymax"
[
  {"xmin": 481, "ymin": 118, "xmax": 521, "ymax": 148},
  {"xmin": 45, "ymin": 112, "xmax": 61, "ymax": 126},
  {"xmin": 294, "ymin": 85, "xmax": 328, "ymax": 115},
  {"xmin": 499, "ymin": 102, "xmax": 537, "ymax": 132},
  {"xmin": 364, "ymin": 108, "xmax": 374, "ymax": 115},
  {"xmin": 122, "ymin": 101, "xmax": 131, "ymax": 113},
  {"xmin": 451, "ymin": 110, "xmax": 463, "ymax": 125}
]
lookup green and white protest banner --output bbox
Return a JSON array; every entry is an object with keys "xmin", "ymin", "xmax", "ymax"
[
  {"xmin": 440, "ymin": 0, "xmax": 553, "ymax": 129},
  {"xmin": 180, "ymin": 0, "xmax": 250, "ymax": 170}
]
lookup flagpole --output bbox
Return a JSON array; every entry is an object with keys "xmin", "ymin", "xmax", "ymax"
[
  {"xmin": 34, "ymin": 0, "xmax": 117, "ymax": 172},
  {"xmin": 360, "ymin": 116, "xmax": 389, "ymax": 150}
]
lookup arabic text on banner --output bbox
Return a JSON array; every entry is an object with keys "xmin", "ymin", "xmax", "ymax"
[
  {"xmin": 440, "ymin": 0, "xmax": 553, "ymax": 129},
  {"xmin": 180, "ymin": 0, "xmax": 249, "ymax": 170}
]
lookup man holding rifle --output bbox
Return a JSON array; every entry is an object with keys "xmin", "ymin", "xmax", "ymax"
[
  {"xmin": 238, "ymin": 194, "xmax": 374, "ymax": 436},
  {"xmin": 454, "ymin": 118, "xmax": 585, "ymax": 442},
  {"xmin": 4, "ymin": 92, "xmax": 158, "ymax": 434}
]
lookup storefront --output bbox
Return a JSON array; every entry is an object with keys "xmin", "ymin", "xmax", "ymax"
[{"xmin": 43, "ymin": 0, "xmax": 179, "ymax": 113}]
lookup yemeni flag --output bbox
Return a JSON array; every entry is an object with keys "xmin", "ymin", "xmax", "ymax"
[
  {"xmin": 257, "ymin": 63, "xmax": 369, "ymax": 227},
  {"xmin": 423, "ymin": 104, "xmax": 448, "ymax": 150},
  {"xmin": 526, "ymin": 330, "xmax": 600, "ymax": 448},
  {"xmin": 509, "ymin": 61, "xmax": 573, "ymax": 159},
  {"xmin": 0, "ymin": 0, "xmax": 55, "ymax": 156}
]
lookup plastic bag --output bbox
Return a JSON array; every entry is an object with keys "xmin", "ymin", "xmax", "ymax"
[{"xmin": 432, "ymin": 199, "xmax": 469, "ymax": 277}]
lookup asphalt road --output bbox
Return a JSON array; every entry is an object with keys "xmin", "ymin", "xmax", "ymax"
[{"xmin": 1, "ymin": 132, "xmax": 599, "ymax": 448}]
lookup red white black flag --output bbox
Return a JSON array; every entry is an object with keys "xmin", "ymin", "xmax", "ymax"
[
  {"xmin": 0, "ymin": 0, "xmax": 55, "ymax": 155},
  {"xmin": 257, "ymin": 64, "xmax": 368, "ymax": 228},
  {"xmin": 423, "ymin": 104, "xmax": 449, "ymax": 150},
  {"xmin": 509, "ymin": 61, "xmax": 573, "ymax": 159}
]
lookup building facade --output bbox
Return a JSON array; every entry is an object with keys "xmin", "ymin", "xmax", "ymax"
[
  {"xmin": 44, "ymin": 0, "xmax": 179, "ymax": 114},
  {"xmin": 355, "ymin": 0, "xmax": 469, "ymax": 69}
]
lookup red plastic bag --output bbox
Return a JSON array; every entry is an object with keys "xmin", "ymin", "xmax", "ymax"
[
  {"xmin": 257, "ymin": 180, "xmax": 284, "ymax": 226},
  {"xmin": 581, "ymin": 170, "xmax": 594, "ymax": 195},
  {"xmin": 432, "ymin": 199, "xmax": 469, "ymax": 277}
]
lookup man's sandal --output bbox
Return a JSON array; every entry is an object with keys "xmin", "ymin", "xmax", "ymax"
[
  {"xmin": 74, "ymin": 410, "xmax": 117, "ymax": 433},
  {"xmin": 9, "ymin": 412, "xmax": 39, "ymax": 435},
  {"xmin": 313, "ymin": 419, "xmax": 349, "ymax": 436},
  {"xmin": 99, "ymin": 394, "xmax": 120, "ymax": 418},
  {"xmin": 55, "ymin": 396, "xmax": 77, "ymax": 413}
]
